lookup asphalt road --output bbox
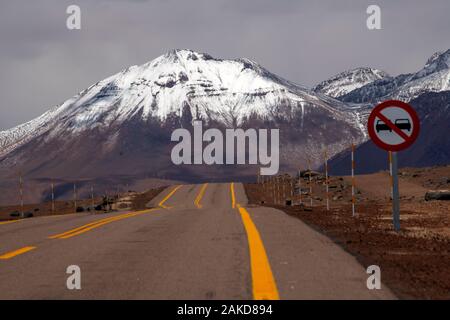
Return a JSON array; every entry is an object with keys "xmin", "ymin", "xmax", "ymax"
[{"xmin": 0, "ymin": 183, "xmax": 395, "ymax": 299}]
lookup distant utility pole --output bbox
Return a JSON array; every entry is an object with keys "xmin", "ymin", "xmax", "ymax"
[
  {"xmin": 351, "ymin": 143, "xmax": 356, "ymax": 217},
  {"xmin": 277, "ymin": 176, "xmax": 281, "ymax": 205},
  {"xmin": 51, "ymin": 181, "xmax": 55, "ymax": 214},
  {"xmin": 91, "ymin": 186, "xmax": 94, "ymax": 210},
  {"xmin": 290, "ymin": 176, "xmax": 294, "ymax": 201},
  {"xmin": 324, "ymin": 148, "xmax": 329, "ymax": 212},
  {"xmin": 19, "ymin": 173, "xmax": 24, "ymax": 218},
  {"xmin": 307, "ymin": 159, "xmax": 313, "ymax": 207},
  {"xmin": 272, "ymin": 177, "xmax": 276, "ymax": 204},
  {"xmin": 298, "ymin": 169, "xmax": 302, "ymax": 205},
  {"xmin": 73, "ymin": 183, "xmax": 77, "ymax": 212},
  {"xmin": 91, "ymin": 185, "xmax": 94, "ymax": 209}
]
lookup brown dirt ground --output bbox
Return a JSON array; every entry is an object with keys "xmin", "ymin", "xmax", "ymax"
[{"xmin": 245, "ymin": 165, "xmax": 450, "ymax": 300}]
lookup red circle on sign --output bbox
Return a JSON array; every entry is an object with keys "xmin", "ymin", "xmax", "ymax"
[{"xmin": 367, "ymin": 100, "xmax": 420, "ymax": 152}]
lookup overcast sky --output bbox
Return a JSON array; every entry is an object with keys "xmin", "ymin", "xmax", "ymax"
[{"xmin": 1, "ymin": 0, "xmax": 449, "ymax": 130}]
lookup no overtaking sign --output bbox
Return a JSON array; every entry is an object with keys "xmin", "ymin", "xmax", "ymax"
[
  {"xmin": 367, "ymin": 100, "xmax": 420, "ymax": 151},
  {"xmin": 367, "ymin": 100, "xmax": 420, "ymax": 231}
]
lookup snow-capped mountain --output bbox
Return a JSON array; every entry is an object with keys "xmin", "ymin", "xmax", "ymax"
[
  {"xmin": 314, "ymin": 67, "xmax": 389, "ymax": 98},
  {"xmin": 340, "ymin": 49, "xmax": 450, "ymax": 103},
  {"xmin": 0, "ymin": 49, "xmax": 365, "ymax": 183}
]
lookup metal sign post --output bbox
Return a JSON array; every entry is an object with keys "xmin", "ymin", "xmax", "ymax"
[{"xmin": 391, "ymin": 152, "xmax": 400, "ymax": 231}]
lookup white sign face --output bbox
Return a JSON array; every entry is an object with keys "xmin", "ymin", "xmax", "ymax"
[{"xmin": 372, "ymin": 106, "xmax": 415, "ymax": 145}]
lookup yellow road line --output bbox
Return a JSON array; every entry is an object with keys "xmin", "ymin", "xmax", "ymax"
[
  {"xmin": 48, "ymin": 213, "xmax": 135, "ymax": 239},
  {"xmin": 230, "ymin": 182, "xmax": 279, "ymax": 300},
  {"xmin": 57, "ymin": 213, "xmax": 141, "ymax": 239},
  {"xmin": 159, "ymin": 185, "xmax": 182, "ymax": 208},
  {"xmin": 230, "ymin": 182, "xmax": 236, "ymax": 209},
  {"xmin": 0, "ymin": 246, "xmax": 36, "ymax": 260},
  {"xmin": 194, "ymin": 183, "xmax": 208, "ymax": 208},
  {"xmin": 49, "ymin": 209, "xmax": 158, "ymax": 239},
  {"xmin": 0, "ymin": 220, "xmax": 20, "ymax": 225},
  {"xmin": 237, "ymin": 205, "xmax": 280, "ymax": 300}
]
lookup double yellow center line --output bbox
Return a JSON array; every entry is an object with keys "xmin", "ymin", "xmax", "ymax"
[
  {"xmin": 194, "ymin": 183, "xmax": 208, "ymax": 208},
  {"xmin": 230, "ymin": 182, "xmax": 280, "ymax": 300},
  {"xmin": 159, "ymin": 185, "xmax": 182, "ymax": 208},
  {"xmin": 49, "ymin": 208, "xmax": 158, "ymax": 239}
]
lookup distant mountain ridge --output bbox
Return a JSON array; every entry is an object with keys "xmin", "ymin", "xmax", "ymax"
[
  {"xmin": 337, "ymin": 49, "xmax": 450, "ymax": 104},
  {"xmin": 314, "ymin": 67, "xmax": 389, "ymax": 98}
]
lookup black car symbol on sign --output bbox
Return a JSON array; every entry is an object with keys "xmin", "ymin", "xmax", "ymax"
[
  {"xmin": 394, "ymin": 119, "xmax": 411, "ymax": 132},
  {"xmin": 376, "ymin": 120, "xmax": 391, "ymax": 132},
  {"xmin": 375, "ymin": 119, "xmax": 411, "ymax": 133}
]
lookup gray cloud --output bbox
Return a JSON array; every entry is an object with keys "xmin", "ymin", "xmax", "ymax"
[{"xmin": 1, "ymin": 0, "xmax": 450, "ymax": 129}]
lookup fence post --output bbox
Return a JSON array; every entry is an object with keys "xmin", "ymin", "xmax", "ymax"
[
  {"xmin": 19, "ymin": 173, "xmax": 24, "ymax": 218},
  {"xmin": 351, "ymin": 143, "xmax": 356, "ymax": 217},
  {"xmin": 325, "ymin": 148, "xmax": 329, "ymax": 211},
  {"xmin": 91, "ymin": 185, "xmax": 94, "ymax": 210},
  {"xmin": 73, "ymin": 183, "xmax": 77, "ymax": 213},
  {"xmin": 298, "ymin": 169, "xmax": 302, "ymax": 205},
  {"xmin": 51, "ymin": 181, "xmax": 55, "ymax": 214},
  {"xmin": 272, "ymin": 177, "xmax": 276, "ymax": 204},
  {"xmin": 307, "ymin": 159, "xmax": 313, "ymax": 207}
]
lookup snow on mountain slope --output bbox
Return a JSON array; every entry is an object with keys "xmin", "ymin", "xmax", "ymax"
[
  {"xmin": 0, "ymin": 49, "xmax": 364, "ymax": 160},
  {"xmin": 314, "ymin": 67, "xmax": 389, "ymax": 98},
  {"xmin": 340, "ymin": 49, "xmax": 450, "ymax": 103}
]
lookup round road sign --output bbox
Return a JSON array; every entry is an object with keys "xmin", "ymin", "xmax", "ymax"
[{"xmin": 367, "ymin": 100, "xmax": 420, "ymax": 152}]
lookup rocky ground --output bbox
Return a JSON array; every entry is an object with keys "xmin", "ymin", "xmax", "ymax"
[{"xmin": 245, "ymin": 165, "xmax": 450, "ymax": 299}]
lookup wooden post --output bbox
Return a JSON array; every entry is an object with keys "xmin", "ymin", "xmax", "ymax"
[
  {"xmin": 298, "ymin": 169, "xmax": 302, "ymax": 205},
  {"xmin": 73, "ymin": 183, "xmax": 77, "ymax": 213},
  {"xmin": 324, "ymin": 148, "xmax": 329, "ymax": 211},
  {"xmin": 308, "ymin": 159, "xmax": 313, "ymax": 207},
  {"xmin": 19, "ymin": 173, "xmax": 24, "ymax": 218},
  {"xmin": 91, "ymin": 185, "xmax": 94, "ymax": 209},
  {"xmin": 277, "ymin": 176, "xmax": 281, "ymax": 205},
  {"xmin": 351, "ymin": 143, "xmax": 356, "ymax": 217},
  {"xmin": 51, "ymin": 181, "xmax": 55, "ymax": 214},
  {"xmin": 272, "ymin": 177, "xmax": 276, "ymax": 204},
  {"xmin": 290, "ymin": 176, "xmax": 294, "ymax": 200}
]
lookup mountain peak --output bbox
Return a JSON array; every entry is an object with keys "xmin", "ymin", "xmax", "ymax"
[
  {"xmin": 415, "ymin": 49, "xmax": 450, "ymax": 79},
  {"xmin": 314, "ymin": 67, "xmax": 389, "ymax": 98},
  {"xmin": 425, "ymin": 49, "xmax": 450, "ymax": 67},
  {"xmin": 157, "ymin": 49, "xmax": 221, "ymax": 64}
]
